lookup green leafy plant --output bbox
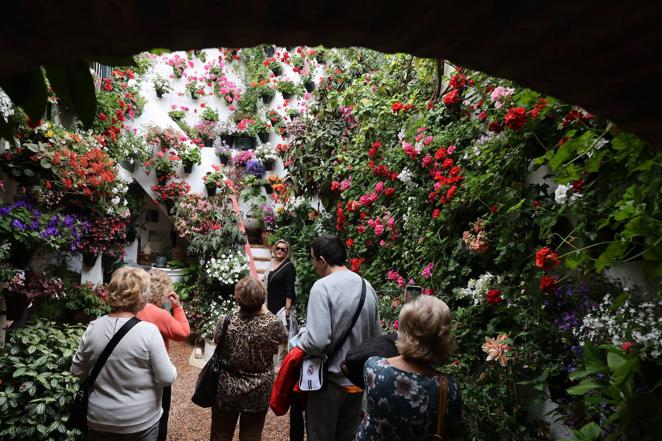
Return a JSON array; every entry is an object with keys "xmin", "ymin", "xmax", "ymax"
[
  {"xmin": 0, "ymin": 320, "xmax": 85, "ymax": 440},
  {"xmin": 277, "ymin": 79, "xmax": 302, "ymax": 98}
]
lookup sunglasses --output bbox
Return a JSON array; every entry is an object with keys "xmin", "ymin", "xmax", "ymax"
[{"xmin": 275, "ymin": 247, "xmax": 288, "ymax": 252}]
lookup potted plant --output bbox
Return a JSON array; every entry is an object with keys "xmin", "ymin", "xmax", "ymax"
[
  {"xmin": 315, "ymin": 49, "xmax": 326, "ymax": 64},
  {"xmin": 185, "ymin": 78, "xmax": 204, "ymax": 100},
  {"xmin": 286, "ymin": 108, "xmax": 301, "ymax": 121},
  {"xmin": 179, "ymin": 140, "xmax": 202, "ymax": 173},
  {"xmin": 168, "ymin": 54, "xmax": 187, "ymax": 78},
  {"xmin": 254, "ymin": 117, "xmax": 272, "ymax": 144},
  {"xmin": 216, "ymin": 144, "xmax": 232, "ymax": 165},
  {"xmin": 153, "ymin": 75, "xmax": 172, "ymax": 98},
  {"xmin": 263, "ymin": 58, "xmax": 282, "ymax": 76},
  {"xmin": 255, "ymin": 79, "xmax": 276, "ymax": 104},
  {"xmin": 168, "ymin": 109, "xmax": 186, "ymax": 121},
  {"xmin": 218, "ymin": 119, "xmax": 237, "ymax": 147},
  {"xmin": 115, "ymin": 129, "xmax": 149, "ymax": 173},
  {"xmin": 303, "ymin": 74, "xmax": 316, "ymax": 92},
  {"xmin": 203, "ymin": 167, "xmax": 230, "ymax": 197},
  {"xmin": 150, "ymin": 180, "xmax": 191, "ymax": 213},
  {"xmin": 277, "ymin": 79, "xmax": 302, "ymax": 99},
  {"xmin": 194, "ymin": 119, "xmax": 219, "ymax": 147},
  {"xmin": 200, "ymin": 107, "xmax": 220, "ymax": 122},
  {"xmin": 263, "ymin": 45, "xmax": 275, "ymax": 57},
  {"xmin": 204, "ymin": 251, "xmax": 249, "ymax": 287},
  {"xmin": 146, "ymin": 149, "xmax": 181, "ymax": 183},
  {"xmin": 245, "ymin": 158, "xmax": 266, "ymax": 178},
  {"xmin": 255, "ymin": 144, "xmax": 278, "ymax": 171},
  {"xmin": 235, "ymin": 118, "xmax": 257, "ymax": 150}
]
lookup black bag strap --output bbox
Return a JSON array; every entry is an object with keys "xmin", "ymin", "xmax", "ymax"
[
  {"xmin": 86, "ymin": 317, "xmax": 141, "ymax": 389},
  {"xmin": 329, "ymin": 278, "xmax": 366, "ymax": 358},
  {"xmin": 213, "ymin": 314, "xmax": 232, "ymax": 359}
]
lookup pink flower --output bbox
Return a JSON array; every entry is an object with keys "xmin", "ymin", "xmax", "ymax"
[
  {"xmin": 421, "ymin": 262, "xmax": 434, "ymax": 279},
  {"xmin": 374, "ymin": 223, "xmax": 384, "ymax": 236},
  {"xmin": 393, "ymin": 320, "xmax": 399, "ymax": 330},
  {"xmin": 387, "ymin": 270, "xmax": 399, "ymax": 281},
  {"xmin": 375, "ymin": 181, "xmax": 384, "ymax": 194},
  {"xmin": 447, "ymin": 145, "xmax": 457, "ymax": 154}
]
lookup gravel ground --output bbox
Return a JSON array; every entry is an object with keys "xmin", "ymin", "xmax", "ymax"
[{"xmin": 168, "ymin": 340, "xmax": 291, "ymax": 441}]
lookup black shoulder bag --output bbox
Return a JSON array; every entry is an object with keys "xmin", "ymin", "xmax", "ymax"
[
  {"xmin": 299, "ymin": 278, "xmax": 366, "ymax": 391},
  {"xmin": 67, "ymin": 317, "xmax": 141, "ymax": 431},
  {"xmin": 191, "ymin": 314, "xmax": 231, "ymax": 407}
]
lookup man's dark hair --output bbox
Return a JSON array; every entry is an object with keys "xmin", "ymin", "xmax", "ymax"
[{"xmin": 311, "ymin": 235, "xmax": 347, "ymax": 266}]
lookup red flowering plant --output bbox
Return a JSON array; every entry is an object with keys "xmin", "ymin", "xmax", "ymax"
[
  {"xmin": 172, "ymin": 194, "xmax": 226, "ymax": 239},
  {"xmin": 8, "ymin": 270, "xmax": 64, "ymax": 300},
  {"xmin": 150, "ymin": 179, "xmax": 191, "ymax": 205},
  {"xmin": 185, "ymin": 77, "xmax": 205, "ymax": 99},
  {"xmin": 77, "ymin": 214, "xmax": 129, "ymax": 257},
  {"xmin": 167, "ymin": 54, "xmax": 187, "ymax": 78}
]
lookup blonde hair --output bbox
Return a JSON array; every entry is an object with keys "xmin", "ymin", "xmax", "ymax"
[
  {"xmin": 395, "ymin": 296, "xmax": 456, "ymax": 365},
  {"xmin": 272, "ymin": 239, "xmax": 292, "ymax": 261},
  {"xmin": 234, "ymin": 276, "xmax": 267, "ymax": 312},
  {"xmin": 107, "ymin": 267, "xmax": 150, "ymax": 313},
  {"xmin": 146, "ymin": 268, "xmax": 173, "ymax": 305}
]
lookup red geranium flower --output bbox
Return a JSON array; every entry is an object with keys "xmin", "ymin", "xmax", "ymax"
[
  {"xmin": 504, "ymin": 107, "xmax": 527, "ymax": 131},
  {"xmin": 539, "ymin": 275, "xmax": 558, "ymax": 294},
  {"xmin": 443, "ymin": 89, "xmax": 460, "ymax": 106},
  {"xmin": 535, "ymin": 247, "xmax": 560, "ymax": 271},
  {"xmin": 486, "ymin": 288, "xmax": 502, "ymax": 304}
]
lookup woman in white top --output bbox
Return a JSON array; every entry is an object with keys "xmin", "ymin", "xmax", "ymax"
[{"xmin": 71, "ymin": 267, "xmax": 177, "ymax": 441}]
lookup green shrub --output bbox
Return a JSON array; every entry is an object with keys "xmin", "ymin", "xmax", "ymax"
[{"xmin": 0, "ymin": 320, "xmax": 85, "ymax": 440}]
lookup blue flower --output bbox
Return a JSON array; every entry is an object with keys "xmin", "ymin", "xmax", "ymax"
[
  {"xmin": 47, "ymin": 215, "xmax": 59, "ymax": 228},
  {"xmin": 32, "ymin": 209, "xmax": 41, "ymax": 218},
  {"xmin": 62, "ymin": 215, "xmax": 76, "ymax": 227},
  {"xmin": 40, "ymin": 227, "xmax": 60, "ymax": 238},
  {"xmin": 11, "ymin": 219, "xmax": 27, "ymax": 231},
  {"xmin": 245, "ymin": 159, "xmax": 266, "ymax": 178},
  {"xmin": 29, "ymin": 220, "xmax": 39, "ymax": 231},
  {"xmin": 0, "ymin": 207, "xmax": 10, "ymax": 216}
]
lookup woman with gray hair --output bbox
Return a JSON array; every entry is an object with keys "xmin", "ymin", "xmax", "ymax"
[
  {"xmin": 71, "ymin": 267, "xmax": 177, "ymax": 441},
  {"xmin": 355, "ymin": 295, "xmax": 462, "ymax": 440}
]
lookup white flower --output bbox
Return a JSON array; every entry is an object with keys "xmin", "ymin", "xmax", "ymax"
[
  {"xmin": 397, "ymin": 168, "xmax": 413, "ymax": 184},
  {"xmin": 127, "ymin": 79, "xmax": 138, "ymax": 88},
  {"xmin": 554, "ymin": 184, "xmax": 581, "ymax": 205}
]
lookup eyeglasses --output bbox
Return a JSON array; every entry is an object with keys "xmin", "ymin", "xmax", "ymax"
[{"xmin": 275, "ymin": 247, "xmax": 288, "ymax": 252}]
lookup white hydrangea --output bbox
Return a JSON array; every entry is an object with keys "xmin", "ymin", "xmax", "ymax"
[
  {"xmin": 576, "ymin": 293, "xmax": 662, "ymax": 359},
  {"xmin": 0, "ymin": 88, "xmax": 15, "ymax": 123},
  {"xmin": 554, "ymin": 184, "xmax": 582, "ymax": 205},
  {"xmin": 205, "ymin": 252, "xmax": 250, "ymax": 285},
  {"xmin": 397, "ymin": 168, "xmax": 413, "ymax": 184},
  {"xmin": 456, "ymin": 272, "xmax": 502, "ymax": 305}
]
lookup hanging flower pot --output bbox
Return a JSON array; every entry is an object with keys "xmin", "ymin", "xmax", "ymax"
[
  {"xmin": 304, "ymin": 81, "xmax": 316, "ymax": 92},
  {"xmin": 190, "ymin": 91, "xmax": 198, "ymax": 100},
  {"xmin": 156, "ymin": 173, "xmax": 168, "ymax": 184},
  {"xmin": 204, "ymin": 138, "xmax": 214, "ymax": 148},
  {"xmin": 165, "ymin": 200, "xmax": 175, "ymax": 214},
  {"xmin": 206, "ymin": 184, "xmax": 217, "ymax": 197},
  {"xmin": 316, "ymin": 53, "xmax": 326, "ymax": 64},
  {"xmin": 156, "ymin": 90, "xmax": 164, "ymax": 98},
  {"xmin": 82, "ymin": 252, "xmax": 98, "ymax": 268},
  {"xmin": 281, "ymin": 91, "xmax": 292, "ymax": 100},
  {"xmin": 263, "ymin": 46, "xmax": 275, "ymax": 57},
  {"xmin": 218, "ymin": 155, "xmax": 230, "ymax": 166},
  {"xmin": 264, "ymin": 183, "xmax": 274, "ymax": 194},
  {"xmin": 183, "ymin": 160, "xmax": 194, "ymax": 173},
  {"xmin": 270, "ymin": 64, "xmax": 283, "ymax": 76},
  {"xmin": 261, "ymin": 94, "xmax": 273, "ymax": 104},
  {"xmin": 235, "ymin": 136, "xmax": 255, "ymax": 151},
  {"xmin": 220, "ymin": 134, "xmax": 235, "ymax": 146},
  {"xmin": 263, "ymin": 158, "xmax": 275, "ymax": 171},
  {"xmin": 120, "ymin": 160, "xmax": 136, "ymax": 173},
  {"xmin": 258, "ymin": 132, "xmax": 270, "ymax": 144}
]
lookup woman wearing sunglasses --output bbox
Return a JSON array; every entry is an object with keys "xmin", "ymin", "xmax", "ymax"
[{"xmin": 265, "ymin": 239, "xmax": 296, "ymax": 317}]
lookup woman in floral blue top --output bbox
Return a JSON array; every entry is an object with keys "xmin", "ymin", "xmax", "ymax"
[{"xmin": 356, "ymin": 296, "xmax": 461, "ymax": 440}]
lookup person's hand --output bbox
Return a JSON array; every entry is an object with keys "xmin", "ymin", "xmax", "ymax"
[{"xmin": 168, "ymin": 292, "xmax": 181, "ymax": 308}]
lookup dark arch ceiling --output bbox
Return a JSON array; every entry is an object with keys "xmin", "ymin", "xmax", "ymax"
[{"xmin": 1, "ymin": 1, "xmax": 660, "ymax": 146}]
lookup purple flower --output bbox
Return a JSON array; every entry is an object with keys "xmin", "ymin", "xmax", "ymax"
[
  {"xmin": 245, "ymin": 159, "xmax": 266, "ymax": 177},
  {"xmin": 62, "ymin": 215, "xmax": 76, "ymax": 227},
  {"xmin": 29, "ymin": 220, "xmax": 39, "ymax": 231},
  {"xmin": 11, "ymin": 219, "xmax": 27, "ymax": 231},
  {"xmin": 32, "ymin": 209, "xmax": 41, "ymax": 218},
  {"xmin": 40, "ymin": 227, "xmax": 60, "ymax": 238},
  {"xmin": 47, "ymin": 215, "xmax": 59, "ymax": 228},
  {"xmin": 0, "ymin": 207, "xmax": 11, "ymax": 216}
]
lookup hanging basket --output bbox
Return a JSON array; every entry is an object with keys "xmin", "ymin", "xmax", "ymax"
[
  {"xmin": 270, "ymin": 65, "xmax": 282, "ymax": 76},
  {"xmin": 190, "ymin": 91, "xmax": 198, "ymax": 100},
  {"xmin": 183, "ymin": 160, "xmax": 194, "ymax": 173},
  {"xmin": 120, "ymin": 160, "xmax": 136, "ymax": 173},
  {"xmin": 165, "ymin": 200, "xmax": 175, "ymax": 214},
  {"xmin": 220, "ymin": 134, "xmax": 235, "ymax": 146},
  {"xmin": 304, "ymin": 81, "xmax": 316, "ymax": 93},
  {"xmin": 82, "ymin": 252, "xmax": 97, "ymax": 267},
  {"xmin": 261, "ymin": 94, "xmax": 274, "ymax": 104},
  {"xmin": 156, "ymin": 90, "xmax": 164, "ymax": 98},
  {"xmin": 264, "ymin": 183, "xmax": 274, "ymax": 194},
  {"xmin": 235, "ymin": 136, "xmax": 255, "ymax": 151},
  {"xmin": 219, "ymin": 155, "xmax": 230, "ymax": 166},
  {"xmin": 257, "ymin": 132, "xmax": 270, "ymax": 144},
  {"xmin": 263, "ymin": 158, "xmax": 275, "ymax": 171},
  {"xmin": 263, "ymin": 46, "xmax": 275, "ymax": 57},
  {"xmin": 206, "ymin": 184, "xmax": 217, "ymax": 197},
  {"xmin": 281, "ymin": 92, "xmax": 292, "ymax": 100},
  {"xmin": 203, "ymin": 138, "xmax": 214, "ymax": 148}
]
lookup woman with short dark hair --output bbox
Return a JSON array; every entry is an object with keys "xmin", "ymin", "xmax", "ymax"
[{"xmin": 209, "ymin": 276, "xmax": 288, "ymax": 441}]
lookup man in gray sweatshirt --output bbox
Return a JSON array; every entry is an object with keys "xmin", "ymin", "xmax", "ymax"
[{"xmin": 297, "ymin": 235, "xmax": 382, "ymax": 441}]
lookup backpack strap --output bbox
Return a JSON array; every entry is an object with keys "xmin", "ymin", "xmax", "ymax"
[
  {"xmin": 329, "ymin": 278, "xmax": 366, "ymax": 358},
  {"xmin": 86, "ymin": 317, "xmax": 141, "ymax": 390}
]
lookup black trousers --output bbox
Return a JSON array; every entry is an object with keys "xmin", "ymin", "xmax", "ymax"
[
  {"xmin": 290, "ymin": 399, "xmax": 305, "ymax": 441},
  {"xmin": 157, "ymin": 385, "xmax": 171, "ymax": 441}
]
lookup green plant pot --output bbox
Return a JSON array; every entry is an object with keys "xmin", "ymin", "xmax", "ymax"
[
  {"xmin": 235, "ymin": 136, "xmax": 255, "ymax": 151},
  {"xmin": 190, "ymin": 91, "xmax": 197, "ymax": 100},
  {"xmin": 165, "ymin": 200, "xmax": 175, "ymax": 214},
  {"xmin": 258, "ymin": 132, "xmax": 270, "ymax": 144},
  {"xmin": 263, "ymin": 157, "xmax": 275, "ymax": 171}
]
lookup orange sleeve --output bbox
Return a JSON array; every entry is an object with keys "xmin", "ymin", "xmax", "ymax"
[{"xmin": 152, "ymin": 305, "xmax": 191, "ymax": 342}]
